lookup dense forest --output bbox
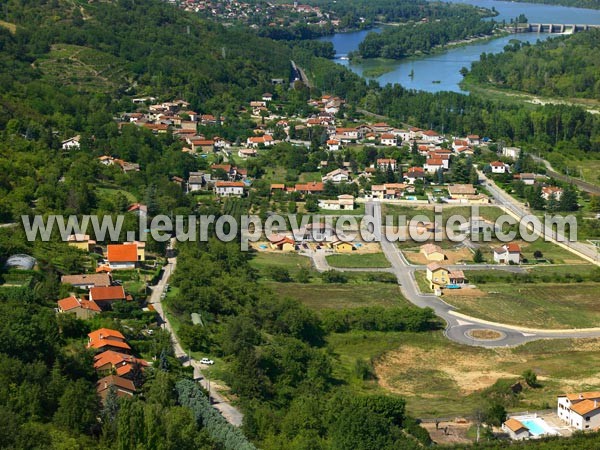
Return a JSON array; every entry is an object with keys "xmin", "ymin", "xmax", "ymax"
[
  {"xmin": 503, "ymin": 0, "xmax": 600, "ymax": 9},
  {"xmin": 465, "ymin": 30, "xmax": 600, "ymax": 100},
  {"xmin": 356, "ymin": 5, "xmax": 497, "ymax": 59}
]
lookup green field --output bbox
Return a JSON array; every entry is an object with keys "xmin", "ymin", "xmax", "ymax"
[
  {"xmin": 326, "ymin": 252, "xmax": 391, "ymax": 269},
  {"xmin": 445, "ymin": 279, "xmax": 600, "ymax": 329},
  {"xmin": 267, "ymin": 281, "xmax": 408, "ymax": 311},
  {"xmin": 249, "ymin": 251, "xmax": 314, "ymax": 277},
  {"xmin": 96, "ymin": 186, "xmax": 137, "ymax": 204},
  {"xmin": 383, "ymin": 204, "xmax": 505, "ymax": 224}
]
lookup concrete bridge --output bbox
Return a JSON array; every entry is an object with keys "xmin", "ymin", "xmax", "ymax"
[{"xmin": 511, "ymin": 23, "xmax": 600, "ymax": 34}]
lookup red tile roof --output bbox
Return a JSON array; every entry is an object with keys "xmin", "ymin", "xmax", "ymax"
[
  {"xmin": 90, "ymin": 286, "xmax": 126, "ymax": 302},
  {"xmin": 107, "ymin": 244, "xmax": 138, "ymax": 263},
  {"xmin": 57, "ymin": 296, "xmax": 80, "ymax": 311},
  {"xmin": 88, "ymin": 328, "xmax": 125, "ymax": 342}
]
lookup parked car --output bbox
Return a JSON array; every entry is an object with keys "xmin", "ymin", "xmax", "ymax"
[{"xmin": 200, "ymin": 358, "xmax": 214, "ymax": 365}]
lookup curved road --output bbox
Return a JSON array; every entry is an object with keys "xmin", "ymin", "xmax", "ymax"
[
  {"xmin": 308, "ymin": 201, "xmax": 600, "ymax": 348},
  {"xmin": 531, "ymin": 155, "xmax": 600, "ymax": 196}
]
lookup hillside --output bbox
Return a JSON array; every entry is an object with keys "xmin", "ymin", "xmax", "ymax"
[{"xmin": 464, "ymin": 30, "xmax": 600, "ymax": 100}]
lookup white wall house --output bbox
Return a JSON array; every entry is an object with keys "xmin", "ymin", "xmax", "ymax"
[
  {"xmin": 493, "ymin": 243, "xmax": 521, "ymax": 264},
  {"xmin": 490, "ymin": 161, "xmax": 508, "ymax": 174},
  {"xmin": 214, "ymin": 181, "xmax": 244, "ymax": 197},
  {"xmin": 62, "ymin": 135, "xmax": 81, "ymax": 150},
  {"xmin": 558, "ymin": 393, "xmax": 600, "ymax": 431}
]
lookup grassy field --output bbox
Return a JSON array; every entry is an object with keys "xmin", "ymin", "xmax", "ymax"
[
  {"xmin": 444, "ymin": 278, "xmax": 600, "ymax": 329},
  {"xmin": 383, "ymin": 205, "xmax": 505, "ymax": 224},
  {"xmin": 249, "ymin": 251, "xmax": 314, "ymax": 278},
  {"xmin": 326, "ymin": 252, "xmax": 391, "ymax": 269},
  {"xmin": 96, "ymin": 186, "xmax": 137, "ymax": 204},
  {"xmin": 267, "ymin": 281, "xmax": 409, "ymax": 311},
  {"xmin": 328, "ymin": 330, "xmax": 600, "ymax": 418}
]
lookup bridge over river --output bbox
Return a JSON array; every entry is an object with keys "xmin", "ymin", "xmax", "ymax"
[{"xmin": 511, "ymin": 23, "xmax": 600, "ymax": 33}]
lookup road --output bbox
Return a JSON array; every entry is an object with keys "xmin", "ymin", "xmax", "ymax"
[
  {"xmin": 479, "ymin": 171, "xmax": 599, "ymax": 265},
  {"xmin": 531, "ymin": 155, "xmax": 600, "ymax": 196},
  {"xmin": 147, "ymin": 244, "xmax": 244, "ymax": 426},
  {"xmin": 305, "ymin": 200, "xmax": 600, "ymax": 348}
]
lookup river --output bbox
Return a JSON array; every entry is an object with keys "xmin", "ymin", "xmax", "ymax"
[{"xmin": 320, "ymin": 0, "xmax": 600, "ymax": 93}]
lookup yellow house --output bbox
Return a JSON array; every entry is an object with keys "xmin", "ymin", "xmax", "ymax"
[
  {"xmin": 332, "ymin": 241, "xmax": 356, "ymax": 253},
  {"xmin": 67, "ymin": 234, "xmax": 96, "ymax": 252},
  {"xmin": 269, "ymin": 236, "xmax": 296, "ymax": 252},
  {"xmin": 426, "ymin": 262, "xmax": 449, "ymax": 289},
  {"xmin": 132, "ymin": 241, "xmax": 145, "ymax": 261},
  {"xmin": 420, "ymin": 243, "xmax": 445, "ymax": 262}
]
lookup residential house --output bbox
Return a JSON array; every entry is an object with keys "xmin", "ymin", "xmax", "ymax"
[
  {"xmin": 298, "ymin": 223, "xmax": 336, "ymax": 242},
  {"xmin": 87, "ymin": 328, "xmax": 131, "ymax": 353},
  {"xmin": 93, "ymin": 350, "xmax": 148, "ymax": 378},
  {"xmin": 322, "ymin": 168, "xmax": 350, "ymax": 184},
  {"xmin": 452, "ymin": 139, "xmax": 469, "ymax": 152},
  {"xmin": 127, "ymin": 203, "xmax": 148, "ymax": 217},
  {"xmin": 268, "ymin": 235, "xmax": 296, "ymax": 251},
  {"xmin": 262, "ymin": 93, "xmax": 273, "ymax": 102},
  {"xmin": 466, "ymin": 134, "xmax": 480, "ymax": 146},
  {"xmin": 67, "ymin": 234, "xmax": 96, "ymax": 252},
  {"xmin": 190, "ymin": 138, "xmax": 215, "ymax": 153},
  {"xmin": 490, "ymin": 161, "xmax": 508, "ymax": 174},
  {"xmin": 515, "ymin": 173, "xmax": 536, "ymax": 186},
  {"xmin": 447, "ymin": 184, "xmax": 478, "ymax": 200},
  {"xmin": 214, "ymin": 181, "xmax": 245, "ymax": 197},
  {"xmin": 62, "ymin": 135, "xmax": 81, "ymax": 150},
  {"xmin": 318, "ymin": 195, "xmax": 355, "ymax": 211},
  {"xmin": 326, "ymin": 139, "xmax": 341, "ymax": 151},
  {"xmin": 96, "ymin": 375, "xmax": 136, "ymax": 404},
  {"xmin": 449, "ymin": 270, "xmax": 466, "ymax": 285},
  {"xmin": 458, "ymin": 216, "xmax": 499, "ymax": 235},
  {"xmin": 502, "ymin": 146, "xmax": 521, "ymax": 160},
  {"xmin": 426, "ymin": 263, "xmax": 450, "ymax": 289},
  {"xmin": 558, "ymin": 392, "xmax": 600, "ymax": 430},
  {"xmin": 376, "ymin": 158, "xmax": 397, "ymax": 171},
  {"xmin": 89, "ymin": 285, "xmax": 131, "ymax": 310},
  {"xmin": 61, "ymin": 273, "xmax": 112, "ymax": 290},
  {"xmin": 294, "ymin": 182, "xmax": 324, "ymax": 195},
  {"xmin": 493, "ymin": 243, "xmax": 521, "ymax": 264},
  {"xmin": 420, "ymin": 244, "xmax": 445, "ymax": 262},
  {"xmin": 335, "ymin": 127, "xmax": 361, "ymax": 141},
  {"xmin": 238, "ymin": 148, "xmax": 258, "ymax": 159},
  {"xmin": 57, "ymin": 295, "xmax": 101, "ymax": 319},
  {"xmin": 330, "ymin": 240, "xmax": 356, "ymax": 253},
  {"xmin": 424, "ymin": 157, "xmax": 444, "ymax": 174},
  {"xmin": 380, "ymin": 134, "xmax": 397, "ymax": 147},
  {"xmin": 270, "ymin": 184, "xmax": 286, "ymax": 194},
  {"xmin": 372, "ymin": 122, "xmax": 392, "ymax": 133},
  {"xmin": 188, "ymin": 171, "xmax": 209, "ymax": 192},
  {"xmin": 106, "ymin": 243, "xmax": 140, "ymax": 269},
  {"xmin": 542, "ymin": 186, "xmax": 563, "ymax": 201},
  {"xmin": 502, "ymin": 419, "xmax": 531, "ymax": 440},
  {"xmin": 247, "ymin": 135, "xmax": 274, "ymax": 148},
  {"xmin": 405, "ymin": 167, "xmax": 425, "ymax": 184},
  {"xmin": 422, "ymin": 130, "xmax": 442, "ymax": 143}
]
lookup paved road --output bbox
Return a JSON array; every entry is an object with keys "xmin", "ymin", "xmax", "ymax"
[
  {"xmin": 147, "ymin": 245, "xmax": 244, "ymax": 426},
  {"xmin": 357, "ymin": 201, "xmax": 600, "ymax": 347},
  {"xmin": 479, "ymin": 171, "xmax": 599, "ymax": 266},
  {"xmin": 531, "ymin": 155, "xmax": 600, "ymax": 196}
]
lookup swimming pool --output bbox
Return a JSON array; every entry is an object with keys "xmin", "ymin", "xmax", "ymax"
[
  {"xmin": 521, "ymin": 419, "xmax": 546, "ymax": 436},
  {"xmin": 405, "ymin": 195, "xmax": 417, "ymax": 201}
]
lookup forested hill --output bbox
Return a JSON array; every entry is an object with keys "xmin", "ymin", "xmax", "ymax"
[
  {"xmin": 464, "ymin": 30, "xmax": 600, "ymax": 100},
  {"xmin": 501, "ymin": 0, "xmax": 600, "ymax": 9}
]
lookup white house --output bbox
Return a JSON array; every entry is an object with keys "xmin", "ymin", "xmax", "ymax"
[
  {"xmin": 421, "ymin": 130, "xmax": 442, "ymax": 143},
  {"xmin": 493, "ymin": 243, "xmax": 521, "ymax": 264},
  {"xmin": 322, "ymin": 168, "xmax": 350, "ymax": 184},
  {"xmin": 490, "ymin": 161, "xmax": 508, "ymax": 174},
  {"xmin": 516, "ymin": 173, "xmax": 536, "ymax": 186},
  {"xmin": 376, "ymin": 158, "xmax": 397, "ymax": 171},
  {"xmin": 318, "ymin": 195, "xmax": 355, "ymax": 211},
  {"xmin": 502, "ymin": 146, "xmax": 521, "ymax": 160},
  {"xmin": 62, "ymin": 135, "xmax": 81, "ymax": 150},
  {"xmin": 238, "ymin": 148, "xmax": 258, "ymax": 159},
  {"xmin": 541, "ymin": 186, "xmax": 563, "ymax": 201},
  {"xmin": 247, "ymin": 135, "xmax": 274, "ymax": 148},
  {"xmin": 466, "ymin": 134, "xmax": 480, "ymax": 146},
  {"xmin": 327, "ymin": 139, "xmax": 341, "ymax": 151},
  {"xmin": 380, "ymin": 134, "xmax": 397, "ymax": 147},
  {"xmin": 214, "ymin": 181, "xmax": 245, "ymax": 197},
  {"xmin": 558, "ymin": 392, "xmax": 600, "ymax": 430},
  {"xmin": 424, "ymin": 158, "xmax": 444, "ymax": 174},
  {"xmin": 502, "ymin": 419, "xmax": 531, "ymax": 440}
]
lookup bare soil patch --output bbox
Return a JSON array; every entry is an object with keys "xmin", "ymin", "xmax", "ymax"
[{"xmin": 468, "ymin": 329, "xmax": 504, "ymax": 340}]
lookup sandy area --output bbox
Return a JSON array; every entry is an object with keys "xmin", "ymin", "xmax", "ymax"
[{"xmin": 422, "ymin": 421, "xmax": 474, "ymax": 445}]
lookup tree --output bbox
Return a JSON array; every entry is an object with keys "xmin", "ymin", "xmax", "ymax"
[
  {"xmin": 268, "ymin": 266, "xmax": 292, "ymax": 282},
  {"xmin": 484, "ymin": 403, "xmax": 507, "ymax": 427},
  {"xmin": 296, "ymin": 267, "xmax": 311, "ymax": 284},
  {"xmin": 523, "ymin": 369, "xmax": 540, "ymax": 388},
  {"xmin": 473, "ymin": 248, "xmax": 484, "ymax": 263},
  {"xmin": 305, "ymin": 196, "xmax": 319, "ymax": 213},
  {"xmin": 559, "ymin": 185, "xmax": 579, "ymax": 212},
  {"xmin": 54, "ymin": 379, "xmax": 98, "ymax": 434}
]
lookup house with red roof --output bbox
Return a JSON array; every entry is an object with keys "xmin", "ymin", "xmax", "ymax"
[
  {"xmin": 405, "ymin": 167, "xmax": 425, "ymax": 184},
  {"xmin": 106, "ymin": 243, "xmax": 140, "ymax": 269},
  {"xmin": 57, "ymin": 295, "xmax": 101, "ymax": 319},
  {"xmin": 380, "ymin": 134, "xmax": 397, "ymax": 147},
  {"xmin": 493, "ymin": 243, "xmax": 521, "ymax": 264},
  {"xmin": 214, "ymin": 181, "xmax": 245, "ymax": 197},
  {"xmin": 294, "ymin": 182, "xmax": 324, "ymax": 194},
  {"xmin": 88, "ymin": 328, "xmax": 131, "ymax": 353},
  {"xmin": 89, "ymin": 285, "xmax": 131, "ymax": 309},
  {"xmin": 490, "ymin": 161, "xmax": 508, "ymax": 174},
  {"xmin": 93, "ymin": 350, "xmax": 149, "ymax": 378},
  {"xmin": 96, "ymin": 375, "xmax": 136, "ymax": 404}
]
